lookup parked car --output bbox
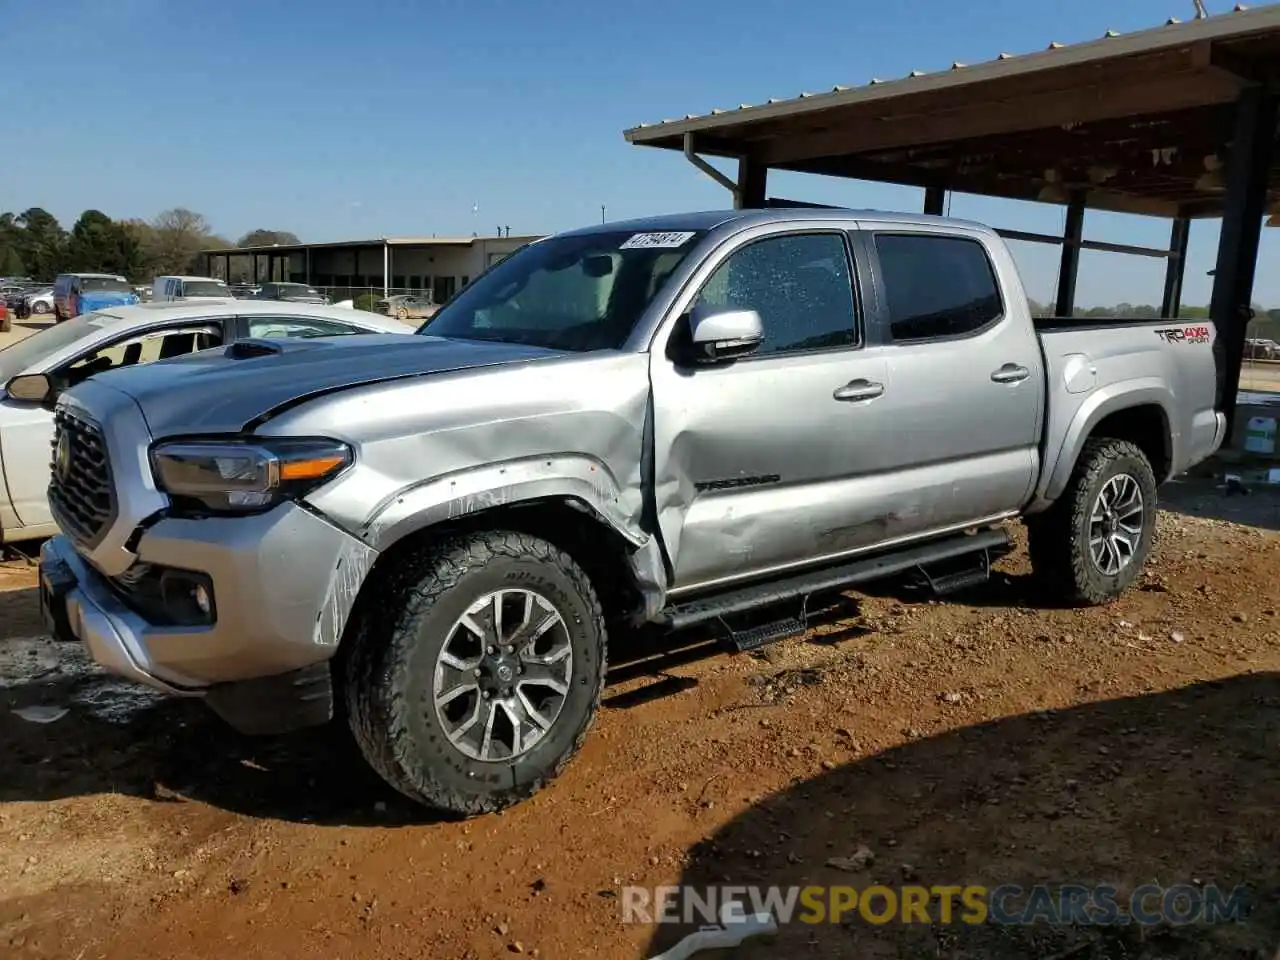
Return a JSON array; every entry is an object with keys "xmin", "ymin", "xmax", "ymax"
[
  {"xmin": 152, "ymin": 275, "xmax": 230, "ymax": 302},
  {"xmin": 53, "ymin": 273, "xmax": 139, "ymax": 321},
  {"xmin": 16, "ymin": 287, "xmax": 55, "ymax": 318},
  {"xmin": 229, "ymin": 285, "xmax": 260, "ymax": 299},
  {"xmin": 0, "ymin": 300, "xmax": 412, "ymax": 544},
  {"xmin": 0, "ymin": 300, "xmax": 7, "ymax": 334},
  {"xmin": 377, "ymin": 293, "xmax": 438, "ymax": 321},
  {"xmin": 36, "ymin": 209, "xmax": 1224, "ymax": 816},
  {"xmin": 1245, "ymin": 337, "xmax": 1279, "ymax": 360},
  {"xmin": 253, "ymin": 282, "xmax": 328, "ymax": 304}
]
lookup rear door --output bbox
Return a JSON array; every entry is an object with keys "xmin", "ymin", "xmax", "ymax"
[{"xmin": 859, "ymin": 224, "xmax": 1044, "ymax": 531}]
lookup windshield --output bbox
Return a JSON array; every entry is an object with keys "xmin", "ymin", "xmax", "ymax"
[
  {"xmin": 182, "ymin": 281, "xmax": 227, "ymax": 297},
  {"xmin": 80, "ymin": 277, "xmax": 131, "ymax": 294},
  {"xmin": 418, "ymin": 229, "xmax": 705, "ymax": 352},
  {"xmin": 0, "ymin": 311, "xmax": 112, "ymax": 382}
]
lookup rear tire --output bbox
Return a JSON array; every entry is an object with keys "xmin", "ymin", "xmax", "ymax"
[
  {"xmin": 32, "ymin": 301, "xmax": 49, "ymax": 315},
  {"xmin": 345, "ymin": 530, "xmax": 607, "ymax": 816},
  {"xmin": 1027, "ymin": 438, "xmax": 1158, "ymax": 606}
]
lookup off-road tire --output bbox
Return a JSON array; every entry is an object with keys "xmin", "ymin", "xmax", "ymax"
[
  {"xmin": 345, "ymin": 530, "xmax": 607, "ymax": 817},
  {"xmin": 1026, "ymin": 438, "xmax": 1158, "ymax": 606}
]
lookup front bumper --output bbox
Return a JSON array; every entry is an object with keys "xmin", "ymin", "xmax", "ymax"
[{"xmin": 39, "ymin": 502, "xmax": 379, "ymax": 693}]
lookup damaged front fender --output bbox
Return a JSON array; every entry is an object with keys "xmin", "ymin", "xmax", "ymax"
[{"xmin": 356, "ymin": 456, "xmax": 669, "ymax": 622}]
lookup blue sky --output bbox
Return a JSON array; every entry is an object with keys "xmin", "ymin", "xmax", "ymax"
[{"xmin": 1, "ymin": 0, "xmax": 1276, "ymax": 308}]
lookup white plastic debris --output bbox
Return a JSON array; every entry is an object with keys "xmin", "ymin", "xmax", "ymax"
[
  {"xmin": 14, "ymin": 705, "xmax": 69, "ymax": 724},
  {"xmin": 646, "ymin": 900, "xmax": 778, "ymax": 960}
]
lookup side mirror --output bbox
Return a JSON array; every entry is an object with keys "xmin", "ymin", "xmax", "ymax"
[
  {"xmin": 6, "ymin": 373, "xmax": 53, "ymax": 404},
  {"xmin": 688, "ymin": 305, "xmax": 764, "ymax": 362}
]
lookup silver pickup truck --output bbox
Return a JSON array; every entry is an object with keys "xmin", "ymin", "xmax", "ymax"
[{"xmin": 35, "ymin": 209, "xmax": 1224, "ymax": 815}]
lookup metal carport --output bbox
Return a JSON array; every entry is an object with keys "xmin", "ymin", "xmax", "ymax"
[{"xmin": 624, "ymin": 5, "xmax": 1280, "ymax": 443}]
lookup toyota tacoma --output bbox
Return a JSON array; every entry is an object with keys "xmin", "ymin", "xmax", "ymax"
[{"xmin": 34, "ymin": 209, "xmax": 1225, "ymax": 815}]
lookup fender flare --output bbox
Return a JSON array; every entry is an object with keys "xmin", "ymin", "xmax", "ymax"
[
  {"xmin": 1040, "ymin": 380, "xmax": 1175, "ymax": 503},
  {"xmin": 358, "ymin": 454, "xmax": 648, "ymax": 554}
]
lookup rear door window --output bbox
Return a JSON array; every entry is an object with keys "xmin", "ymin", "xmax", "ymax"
[
  {"xmin": 61, "ymin": 323, "xmax": 225, "ymax": 386},
  {"xmin": 873, "ymin": 234, "xmax": 1004, "ymax": 341}
]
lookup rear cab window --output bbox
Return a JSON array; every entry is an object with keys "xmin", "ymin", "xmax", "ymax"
[{"xmin": 872, "ymin": 233, "xmax": 1004, "ymax": 341}]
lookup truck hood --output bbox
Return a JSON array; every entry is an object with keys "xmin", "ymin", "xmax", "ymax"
[{"xmin": 83, "ymin": 333, "xmax": 566, "ymax": 436}]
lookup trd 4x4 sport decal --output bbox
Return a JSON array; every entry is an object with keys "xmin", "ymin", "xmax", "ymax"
[{"xmin": 1154, "ymin": 326, "xmax": 1211, "ymax": 344}]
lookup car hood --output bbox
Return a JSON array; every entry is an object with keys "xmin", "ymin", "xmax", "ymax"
[{"xmin": 84, "ymin": 334, "xmax": 567, "ymax": 436}]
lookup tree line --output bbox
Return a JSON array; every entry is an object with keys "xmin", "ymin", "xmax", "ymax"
[{"xmin": 0, "ymin": 208, "xmax": 299, "ymax": 284}]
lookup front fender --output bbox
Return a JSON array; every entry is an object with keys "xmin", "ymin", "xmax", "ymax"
[
  {"xmin": 1040, "ymin": 379, "xmax": 1174, "ymax": 504},
  {"xmin": 358, "ymin": 454, "xmax": 648, "ymax": 553}
]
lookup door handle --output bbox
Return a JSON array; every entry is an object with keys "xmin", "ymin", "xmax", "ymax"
[
  {"xmin": 991, "ymin": 363, "xmax": 1030, "ymax": 384},
  {"xmin": 833, "ymin": 378, "xmax": 885, "ymax": 402}
]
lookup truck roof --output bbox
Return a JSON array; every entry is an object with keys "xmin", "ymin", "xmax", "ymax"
[{"xmin": 563, "ymin": 207, "xmax": 995, "ymax": 238}]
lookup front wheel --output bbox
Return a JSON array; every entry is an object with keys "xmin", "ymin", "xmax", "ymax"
[
  {"xmin": 1027, "ymin": 438, "xmax": 1158, "ymax": 606},
  {"xmin": 31, "ymin": 301, "xmax": 49, "ymax": 315},
  {"xmin": 345, "ymin": 530, "xmax": 607, "ymax": 816}
]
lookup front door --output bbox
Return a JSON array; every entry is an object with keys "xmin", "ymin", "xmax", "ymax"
[{"xmin": 649, "ymin": 227, "xmax": 901, "ymax": 594}]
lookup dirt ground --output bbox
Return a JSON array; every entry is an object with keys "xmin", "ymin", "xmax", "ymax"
[{"xmin": 2, "ymin": 477, "xmax": 1280, "ymax": 959}]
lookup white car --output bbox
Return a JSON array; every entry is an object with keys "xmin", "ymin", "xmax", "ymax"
[{"xmin": 0, "ymin": 299, "xmax": 413, "ymax": 544}]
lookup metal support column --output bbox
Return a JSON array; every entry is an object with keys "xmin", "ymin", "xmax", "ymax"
[
  {"xmin": 305, "ymin": 246, "xmax": 311, "ymax": 286},
  {"xmin": 923, "ymin": 186, "xmax": 945, "ymax": 216},
  {"xmin": 1210, "ymin": 86, "xmax": 1276, "ymax": 446},
  {"xmin": 382, "ymin": 241, "xmax": 390, "ymax": 297},
  {"xmin": 1160, "ymin": 217, "xmax": 1191, "ymax": 319},
  {"xmin": 253, "ymin": 254, "xmax": 260, "ymax": 285},
  {"xmin": 735, "ymin": 157, "xmax": 767, "ymax": 209},
  {"xmin": 1054, "ymin": 193, "xmax": 1086, "ymax": 318}
]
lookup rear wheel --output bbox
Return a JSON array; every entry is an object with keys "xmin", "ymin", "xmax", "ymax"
[
  {"xmin": 1027, "ymin": 438, "xmax": 1158, "ymax": 605},
  {"xmin": 345, "ymin": 530, "xmax": 607, "ymax": 816},
  {"xmin": 32, "ymin": 301, "xmax": 49, "ymax": 315}
]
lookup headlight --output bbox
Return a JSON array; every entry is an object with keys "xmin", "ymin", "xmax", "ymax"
[{"xmin": 150, "ymin": 437, "xmax": 352, "ymax": 514}]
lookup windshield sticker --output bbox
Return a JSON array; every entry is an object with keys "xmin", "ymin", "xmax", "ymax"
[{"xmin": 619, "ymin": 231, "xmax": 697, "ymax": 250}]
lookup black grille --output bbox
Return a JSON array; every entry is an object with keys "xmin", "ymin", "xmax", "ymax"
[{"xmin": 48, "ymin": 409, "xmax": 117, "ymax": 547}]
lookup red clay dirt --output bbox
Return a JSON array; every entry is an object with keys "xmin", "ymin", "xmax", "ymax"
[{"xmin": 2, "ymin": 476, "xmax": 1280, "ymax": 959}]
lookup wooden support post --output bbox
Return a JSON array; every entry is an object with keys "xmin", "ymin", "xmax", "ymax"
[
  {"xmin": 1209, "ymin": 86, "xmax": 1276, "ymax": 446},
  {"xmin": 923, "ymin": 186, "xmax": 945, "ymax": 216},
  {"xmin": 1054, "ymin": 193, "xmax": 1086, "ymax": 318},
  {"xmin": 735, "ymin": 158, "xmax": 767, "ymax": 209},
  {"xmin": 1160, "ymin": 217, "xmax": 1191, "ymax": 319}
]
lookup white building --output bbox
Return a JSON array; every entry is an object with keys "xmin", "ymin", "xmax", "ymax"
[{"xmin": 201, "ymin": 233, "xmax": 542, "ymax": 302}]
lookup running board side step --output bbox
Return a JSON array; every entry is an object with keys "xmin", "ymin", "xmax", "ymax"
[{"xmin": 657, "ymin": 527, "xmax": 1011, "ymax": 634}]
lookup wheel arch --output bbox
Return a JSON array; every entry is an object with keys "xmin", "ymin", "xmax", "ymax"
[
  {"xmin": 339, "ymin": 494, "xmax": 666, "ymax": 656},
  {"xmin": 1042, "ymin": 387, "xmax": 1174, "ymax": 504}
]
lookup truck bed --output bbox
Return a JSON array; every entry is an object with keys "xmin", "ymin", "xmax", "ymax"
[{"xmin": 1032, "ymin": 315, "xmax": 1223, "ymax": 505}]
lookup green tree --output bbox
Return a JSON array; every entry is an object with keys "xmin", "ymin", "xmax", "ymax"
[
  {"xmin": 66, "ymin": 210, "xmax": 144, "ymax": 278},
  {"xmin": 14, "ymin": 207, "xmax": 68, "ymax": 279},
  {"xmin": 237, "ymin": 228, "xmax": 300, "ymax": 247},
  {"xmin": 0, "ymin": 212, "xmax": 24, "ymax": 276}
]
